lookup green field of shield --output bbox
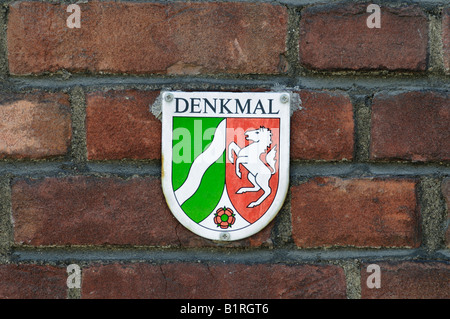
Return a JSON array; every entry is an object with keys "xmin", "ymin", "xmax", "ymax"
[{"xmin": 172, "ymin": 117, "xmax": 225, "ymax": 224}]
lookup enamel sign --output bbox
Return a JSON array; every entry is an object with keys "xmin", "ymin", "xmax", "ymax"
[{"xmin": 161, "ymin": 91, "xmax": 290, "ymax": 241}]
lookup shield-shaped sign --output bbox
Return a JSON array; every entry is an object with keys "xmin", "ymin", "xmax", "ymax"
[{"xmin": 161, "ymin": 91, "xmax": 290, "ymax": 241}]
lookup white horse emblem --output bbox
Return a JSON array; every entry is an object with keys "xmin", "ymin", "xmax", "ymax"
[{"xmin": 228, "ymin": 126, "xmax": 277, "ymax": 208}]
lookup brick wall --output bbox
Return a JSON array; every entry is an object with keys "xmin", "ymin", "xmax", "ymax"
[{"xmin": 0, "ymin": 0, "xmax": 448, "ymax": 300}]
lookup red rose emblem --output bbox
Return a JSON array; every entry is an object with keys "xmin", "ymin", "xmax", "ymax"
[{"xmin": 214, "ymin": 207, "xmax": 236, "ymax": 229}]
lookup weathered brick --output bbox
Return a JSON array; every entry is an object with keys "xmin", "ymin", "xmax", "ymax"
[
  {"xmin": 86, "ymin": 90, "xmax": 161, "ymax": 160},
  {"xmin": 8, "ymin": 1, "xmax": 288, "ymax": 75},
  {"xmin": 0, "ymin": 92, "xmax": 71, "ymax": 159},
  {"xmin": 291, "ymin": 90, "xmax": 354, "ymax": 161},
  {"xmin": 82, "ymin": 263, "xmax": 346, "ymax": 299},
  {"xmin": 443, "ymin": 8, "xmax": 450, "ymax": 73},
  {"xmin": 12, "ymin": 176, "xmax": 178, "ymax": 246},
  {"xmin": 0, "ymin": 264, "xmax": 67, "ymax": 299},
  {"xmin": 291, "ymin": 177, "xmax": 420, "ymax": 248},
  {"xmin": 361, "ymin": 262, "xmax": 450, "ymax": 299},
  {"xmin": 370, "ymin": 91, "xmax": 450, "ymax": 161},
  {"xmin": 11, "ymin": 176, "xmax": 271, "ymax": 247},
  {"xmin": 443, "ymin": 179, "xmax": 450, "ymax": 248},
  {"xmin": 299, "ymin": 3, "xmax": 428, "ymax": 71}
]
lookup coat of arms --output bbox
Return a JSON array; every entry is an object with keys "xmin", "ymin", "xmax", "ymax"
[{"xmin": 161, "ymin": 91, "xmax": 290, "ymax": 241}]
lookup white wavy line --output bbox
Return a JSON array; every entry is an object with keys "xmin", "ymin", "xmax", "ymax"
[{"xmin": 174, "ymin": 119, "xmax": 226, "ymax": 206}]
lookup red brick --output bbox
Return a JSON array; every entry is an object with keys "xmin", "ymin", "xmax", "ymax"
[
  {"xmin": 443, "ymin": 179, "xmax": 450, "ymax": 248},
  {"xmin": 0, "ymin": 264, "xmax": 67, "ymax": 299},
  {"xmin": 82, "ymin": 262, "xmax": 346, "ymax": 299},
  {"xmin": 299, "ymin": 3, "xmax": 428, "ymax": 71},
  {"xmin": 12, "ymin": 176, "xmax": 178, "ymax": 246},
  {"xmin": 370, "ymin": 91, "xmax": 450, "ymax": 161},
  {"xmin": 8, "ymin": 1, "xmax": 288, "ymax": 75},
  {"xmin": 86, "ymin": 90, "xmax": 161, "ymax": 160},
  {"xmin": 291, "ymin": 90, "xmax": 354, "ymax": 161},
  {"xmin": 291, "ymin": 177, "xmax": 420, "ymax": 248},
  {"xmin": 443, "ymin": 8, "xmax": 450, "ymax": 73},
  {"xmin": 361, "ymin": 262, "xmax": 450, "ymax": 299},
  {"xmin": 0, "ymin": 92, "xmax": 71, "ymax": 159},
  {"xmin": 11, "ymin": 176, "xmax": 271, "ymax": 247}
]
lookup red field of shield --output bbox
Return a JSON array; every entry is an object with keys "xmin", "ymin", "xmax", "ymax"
[{"xmin": 226, "ymin": 118, "xmax": 280, "ymax": 224}]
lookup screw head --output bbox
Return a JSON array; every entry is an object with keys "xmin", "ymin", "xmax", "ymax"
[
  {"xmin": 165, "ymin": 93, "xmax": 174, "ymax": 102},
  {"xmin": 280, "ymin": 94, "xmax": 289, "ymax": 104},
  {"xmin": 220, "ymin": 232, "xmax": 230, "ymax": 241}
]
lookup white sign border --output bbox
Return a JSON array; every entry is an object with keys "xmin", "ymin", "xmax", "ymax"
[{"xmin": 161, "ymin": 91, "xmax": 290, "ymax": 241}]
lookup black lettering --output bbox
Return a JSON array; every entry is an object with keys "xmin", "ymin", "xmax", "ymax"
[
  {"xmin": 267, "ymin": 99, "xmax": 279, "ymax": 114},
  {"xmin": 220, "ymin": 98, "xmax": 233, "ymax": 114},
  {"xmin": 236, "ymin": 99, "xmax": 251, "ymax": 114},
  {"xmin": 253, "ymin": 100, "xmax": 266, "ymax": 114},
  {"xmin": 203, "ymin": 98, "xmax": 217, "ymax": 113},
  {"xmin": 190, "ymin": 98, "xmax": 201, "ymax": 113},
  {"xmin": 175, "ymin": 98, "xmax": 189, "ymax": 113}
]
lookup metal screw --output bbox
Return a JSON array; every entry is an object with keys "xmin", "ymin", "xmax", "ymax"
[
  {"xmin": 220, "ymin": 232, "xmax": 230, "ymax": 241},
  {"xmin": 165, "ymin": 93, "xmax": 174, "ymax": 102},
  {"xmin": 280, "ymin": 94, "xmax": 289, "ymax": 104}
]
